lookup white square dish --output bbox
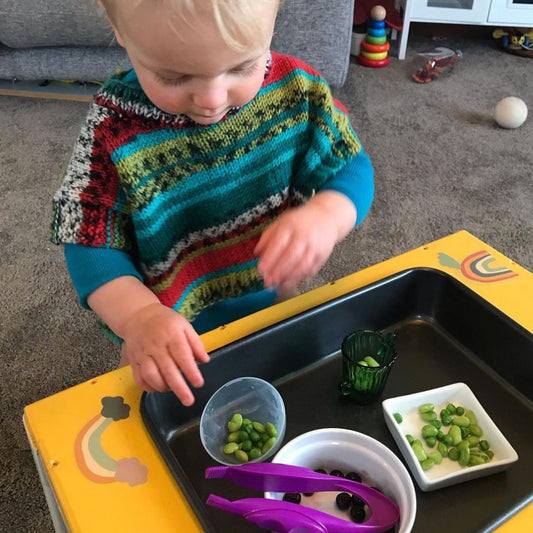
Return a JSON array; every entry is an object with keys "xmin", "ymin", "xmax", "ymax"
[{"xmin": 382, "ymin": 382, "xmax": 519, "ymax": 491}]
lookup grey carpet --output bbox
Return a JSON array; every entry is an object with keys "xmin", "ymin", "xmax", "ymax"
[{"xmin": 1, "ymin": 31, "xmax": 532, "ymax": 532}]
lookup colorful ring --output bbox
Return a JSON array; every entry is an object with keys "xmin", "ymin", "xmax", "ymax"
[
  {"xmin": 361, "ymin": 40, "xmax": 390, "ymax": 53},
  {"xmin": 369, "ymin": 20, "xmax": 386, "ymax": 29},
  {"xmin": 367, "ymin": 27, "xmax": 386, "ymax": 37},
  {"xmin": 365, "ymin": 35, "xmax": 388, "ymax": 45},
  {"xmin": 360, "ymin": 50, "xmax": 388, "ymax": 61},
  {"xmin": 357, "ymin": 55, "xmax": 390, "ymax": 68}
]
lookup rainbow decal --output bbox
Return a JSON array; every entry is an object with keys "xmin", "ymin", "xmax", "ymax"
[
  {"xmin": 74, "ymin": 396, "xmax": 148, "ymax": 486},
  {"xmin": 438, "ymin": 250, "xmax": 518, "ymax": 282}
]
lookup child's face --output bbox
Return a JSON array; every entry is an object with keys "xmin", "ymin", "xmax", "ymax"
[{"xmin": 111, "ymin": 2, "xmax": 278, "ymax": 125}]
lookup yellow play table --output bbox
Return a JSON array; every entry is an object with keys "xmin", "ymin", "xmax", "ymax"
[{"xmin": 24, "ymin": 230, "xmax": 533, "ymax": 533}]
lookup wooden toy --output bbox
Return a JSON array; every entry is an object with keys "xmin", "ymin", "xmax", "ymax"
[{"xmin": 358, "ymin": 5, "xmax": 390, "ymax": 68}]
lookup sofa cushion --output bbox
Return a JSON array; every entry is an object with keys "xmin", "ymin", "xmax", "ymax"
[
  {"xmin": 0, "ymin": 0, "xmax": 114, "ymax": 48},
  {"xmin": 0, "ymin": 0, "xmax": 354, "ymax": 88}
]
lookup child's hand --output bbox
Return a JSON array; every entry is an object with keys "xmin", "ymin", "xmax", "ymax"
[
  {"xmin": 120, "ymin": 303, "xmax": 210, "ymax": 406},
  {"xmin": 255, "ymin": 191, "xmax": 356, "ymax": 288}
]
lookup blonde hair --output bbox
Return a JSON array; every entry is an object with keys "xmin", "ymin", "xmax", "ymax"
[{"xmin": 99, "ymin": 0, "xmax": 282, "ymax": 51}]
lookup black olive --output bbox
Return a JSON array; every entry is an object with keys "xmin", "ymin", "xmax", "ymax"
[
  {"xmin": 351, "ymin": 495, "xmax": 365, "ymax": 508},
  {"xmin": 329, "ymin": 469, "xmax": 344, "ymax": 477},
  {"xmin": 350, "ymin": 505, "xmax": 366, "ymax": 523},
  {"xmin": 283, "ymin": 492, "xmax": 301, "ymax": 504},
  {"xmin": 335, "ymin": 492, "xmax": 352, "ymax": 510},
  {"xmin": 345, "ymin": 471, "xmax": 362, "ymax": 483}
]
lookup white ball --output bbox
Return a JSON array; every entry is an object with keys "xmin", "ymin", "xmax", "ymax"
[{"xmin": 494, "ymin": 97, "xmax": 528, "ymax": 129}]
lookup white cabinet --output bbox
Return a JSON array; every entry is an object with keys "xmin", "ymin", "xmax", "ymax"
[{"xmin": 398, "ymin": 0, "xmax": 533, "ymax": 59}]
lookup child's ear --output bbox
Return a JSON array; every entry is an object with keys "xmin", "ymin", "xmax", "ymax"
[{"xmin": 110, "ymin": 24, "xmax": 126, "ymax": 48}]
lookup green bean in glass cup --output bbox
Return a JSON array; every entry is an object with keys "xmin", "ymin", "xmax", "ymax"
[{"xmin": 338, "ymin": 330, "xmax": 397, "ymax": 404}]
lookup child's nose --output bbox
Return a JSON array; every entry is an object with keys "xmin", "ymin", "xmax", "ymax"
[{"xmin": 192, "ymin": 80, "xmax": 228, "ymax": 111}]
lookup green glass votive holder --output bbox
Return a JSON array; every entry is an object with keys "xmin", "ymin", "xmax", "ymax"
[{"xmin": 338, "ymin": 330, "xmax": 397, "ymax": 404}]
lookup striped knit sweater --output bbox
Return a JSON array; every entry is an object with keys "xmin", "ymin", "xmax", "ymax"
[{"xmin": 51, "ymin": 52, "xmax": 362, "ymax": 321}]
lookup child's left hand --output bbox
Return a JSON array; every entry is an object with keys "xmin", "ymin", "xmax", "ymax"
[{"xmin": 255, "ymin": 191, "xmax": 356, "ymax": 288}]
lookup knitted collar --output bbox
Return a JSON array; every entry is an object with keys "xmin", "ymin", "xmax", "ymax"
[{"xmin": 98, "ymin": 51, "xmax": 273, "ymax": 128}]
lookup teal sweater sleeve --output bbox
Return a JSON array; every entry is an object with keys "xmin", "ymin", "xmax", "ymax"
[
  {"xmin": 318, "ymin": 147, "xmax": 374, "ymax": 227},
  {"xmin": 64, "ymin": 244, "xmax": 143, "ymax": 309}
]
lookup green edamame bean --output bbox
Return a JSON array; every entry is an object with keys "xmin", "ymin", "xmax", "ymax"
[
  {"xmin": 248, "ymin": 448, "xmax": 262, "ymax": 460},
  {"xmin": 448, "ymin": 447, "xmax": 460, "ymax": 461},
  {"xmin": 427, "ymin": 450, "xmax": 443, "ymax": 465},
  {"xmin": 419, "ymin": 403, "xmax": 435, "ymax": 414},
  {"xmin": 405, "ymin": 434, "xmax": 414, "ymax": 445},
  {"xmin": 465, "ymin": 409, "xmax": 478, "ymax": 425},
  {"xmin": 425, "ymin": 436, "xmax": 436, "ymax": 448},
  {"xmin": 466, "ymin": 436, "xmax": 480, "ymax": 447},
  {"xmin": 242, "ymin": 418, "xmax": 252, "ymax": 426},
  {"xmin": 249, "ymin": 431, "xmax": 261, "ymax": 443},
  {"xmin": 458, "ymin": 441, "xmax": 470, "ymax": 466},
  {"xmin": 455, "ymin": 406, "xmax": 465, "ymax": 416},
  {"xmin": 266, "ymin": 422, "xmax": 278, "ymax": 438},
  {"xmin": 252, "ymin": 422, "xmax": 266, "ymax": 433},
  {"xmin": 238, "ymin": 430, "xmax": 249, "ymax": 442},
  {"xmin": 421, "ymin": 411, "xmax": 438, "ymax": 422},
  {"xmin": 223, "ymin": 442, "xmax": 239, "ymax": 454},
  {"xmin": 468, "ymin": 447, "xmax": 483, "ymax": 456},
  {"xmin": 431, "ymin": 419, "xmax": 442, "ymax": 430},
  {"xmin": 357, "ymin": 360, "xmax": 369, "ymax": 366},
  {"xmin": 241, "ymin": 440, "xmax": 253, "ymax": 452},
  {"xmin": 446, "ymin": 403, "xmax": 457, "ymax": 415},
  {"xmin": 436, "ymin": 430, "xmax": 445, "ymax": 441},
  {"xmin": 440, "ymin": 408, "xmax": 450, "ymax": 419},
  {"xmin": 437, "ymin": 441, "xmax": 448, "ymax": 457},
  {"xmin": 441, "ymin": 415, "xmax": 452, "ymax": 426},
  {"xmin": 468, "ymin": 455, "xmax": 486, "ymax": 467},
  {"xmin": 479, "ymin": 439, "xmax": 490, "ymax": 451},
  {"xmin": 227, "ymin": 431, "xmax": 240, "ymax": 443},
  {"xmin": 393, "ymin": 412, "xmax": 403, "ymax": 424},
  {"xmin": 421, "ymin": 458, "xmax": 435, "ymax": 471},
  {"xmin": 227, "ymin": 413, "xmax": 243, "ymax": 433},
  {"xmin": 364, "ymin": 356, "xmax": 380, "ymax": 367},
  {"xmin": 486, "ymin": 450, "xmax": 494, "ymax": 460},
  {"xmin": 411, "ymin": 439, "xmax": 427, "ymax": 462},
  {"xmin": 469, "ymin": 424, "xmax": 483, "ymax": 437},
  {"xmin": 234, "ymin": 450, "xmax": 249, "ymax": 463},
  {"xmin": 449, "ymin": 425, "xmax": 462, "ymax": 446},
  {"xmin": 261, "ymin": 437, "xmax": 277, "ymax": 454},
  {"xmin": 452, "ymin": 415, "xmax": 470, "ymax": 427},
  {"xmin": 443, "ymin": 434, "xmax": 454, "ymax": 446},
  {"xmin": 421, "ymin": 424, "xmax": 438, "ymax": 438},
  {"xmin": 460, "ymin": 426, "xmax": 470, "ymax": 439}
]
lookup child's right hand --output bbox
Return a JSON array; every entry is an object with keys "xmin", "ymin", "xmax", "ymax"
[{"xmin": 119, "ymin": 303, "xmax": 210, "ymax": 406}]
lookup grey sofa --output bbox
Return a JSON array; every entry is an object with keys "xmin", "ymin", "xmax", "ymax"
[{"xmin": 0, "ymin": 0, "xmax": 355, "ymax": 88}]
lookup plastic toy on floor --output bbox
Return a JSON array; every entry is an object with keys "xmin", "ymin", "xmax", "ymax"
[
  {"xmin": 358, "ymin": 5, "xmax": 390, "ymax": 68},
  {"xmin": 493, "ymin": 28, "xmax": 533, "ymax": 58},
  {"xmin": 412, "ymin": 47, "xmax": 463, "ymax": 83}
]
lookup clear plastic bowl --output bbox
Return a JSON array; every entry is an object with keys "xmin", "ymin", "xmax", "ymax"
[{"xmin": 200, "ymin": 377, "xmax": 286, "ymax": 465}]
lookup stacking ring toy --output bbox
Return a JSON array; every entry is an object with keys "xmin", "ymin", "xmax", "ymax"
[
  {"xmin": 357, "ymin": 55, "xmax": 390, "ymax": 68},
  {"xmin": 360, "ymin": 50, "xmax": 388, "ymax": 61},
  {"xmin": 367, "ymin": 27, "xmax": 386, "ymax": 37},
  {"xmin": 360, "ymin": 40, "xmax": 390, "ymax": 53},
  {"xmin": 365, "ymin": 35, "xmax": 388, "ymax": 45}
]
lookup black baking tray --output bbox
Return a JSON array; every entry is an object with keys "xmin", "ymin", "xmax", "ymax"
[{"xmin": 141, "ymin": 267, "xmax": 533, "ymax": 532}]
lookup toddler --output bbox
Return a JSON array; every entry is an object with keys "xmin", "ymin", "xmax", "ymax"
[{"xmin": 51, "ymin": 0, "xmax": 374, "ymax": 406}]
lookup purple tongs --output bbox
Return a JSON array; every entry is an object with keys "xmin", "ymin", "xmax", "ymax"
[{"xmin": 205, "ymin": 463, "xmax": 400, "ymax": 532}]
